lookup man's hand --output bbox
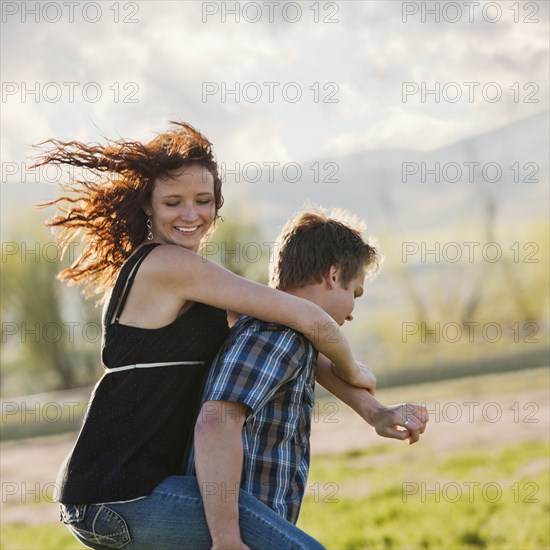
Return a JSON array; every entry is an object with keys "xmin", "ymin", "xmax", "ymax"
[
  {"xmin": 371, "ymin": 402, "xmax": 429, "ymax": 445},
  {"xmin": 316, "ymin": 355, "xmax": 428, "ymax": 444},
  {"xmin": 212, "ymin": 538, "xmax": 251, "ymax": 550}
]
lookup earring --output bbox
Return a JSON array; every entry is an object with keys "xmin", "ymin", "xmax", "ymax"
[{"xmin": 146, "ymin": 218, "xmax": 154, "ymax": 241}]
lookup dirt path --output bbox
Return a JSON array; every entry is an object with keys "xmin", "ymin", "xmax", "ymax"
[
  {"xmin": 311, "ymin": 386, "xmax": 550, "ymax": 457},
  {"xmin": 2, "ymin": 374, "xmax": 548, "ymax": 525}
]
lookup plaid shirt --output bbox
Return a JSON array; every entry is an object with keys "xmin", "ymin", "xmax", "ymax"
[{"xmin": 188, "ymin": 315, "xmax": 317, "ymax": 524}]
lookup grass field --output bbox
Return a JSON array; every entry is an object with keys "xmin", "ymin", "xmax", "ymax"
[
  {"xmin": 1, "ymin": 367, "xmax": 548, "ymax": 549},
  {"xmin": 298, "ymin": 440, "xmax": 549, "ymax": 549}
]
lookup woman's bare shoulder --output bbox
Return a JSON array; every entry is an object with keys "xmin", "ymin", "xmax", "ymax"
[{"xmin": 132, "ymin": 243, "xmax": 210, "ymax": 298}]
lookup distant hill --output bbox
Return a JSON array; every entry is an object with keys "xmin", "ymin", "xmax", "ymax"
[
  {"xmin": 1, "ymin": 113, "xmax": 548, "ymax": 384},
  {"xmin": 2, "ymin": 110, "xmax": 548, "ymax": 238},
  {"xmin": 242, "ymin": 110, "xmax": 549, "ymax": 236}
]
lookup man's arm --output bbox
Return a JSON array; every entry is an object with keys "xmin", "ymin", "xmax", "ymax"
[
  {"xmin": 316, "ymin": 354, "xmax": 428, "ymax": 444},
  {"xmin": 194, "ymin": 324, "xmax": 307, "ymax": 546},
  {"xmin": 194, "ymin": 400, "xmax": 250, "ymax": 550}
]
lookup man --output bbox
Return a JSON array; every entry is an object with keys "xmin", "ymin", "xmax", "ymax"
[{"xmin": 193, "ymin": 208, "xmax": 428, "ymax": 549}]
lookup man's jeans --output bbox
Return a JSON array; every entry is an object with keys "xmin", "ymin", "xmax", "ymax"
[{"xmin": 60, "ymin": 476, "xmax": 325, "ymax": 550}]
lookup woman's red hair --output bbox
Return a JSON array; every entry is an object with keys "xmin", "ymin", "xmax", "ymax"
[{"xmin": 33, "ymin": 121, "xmax": 223, "ymax": 301}]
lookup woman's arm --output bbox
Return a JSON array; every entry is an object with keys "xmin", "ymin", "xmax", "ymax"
[{"xmin": 142, "ymin": 245, "xmax": 368, "ymax": 388}]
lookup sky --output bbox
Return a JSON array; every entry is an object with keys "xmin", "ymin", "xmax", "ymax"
[
  {"xmin": 0, "ymin": 1, "xmax": 548, "ymax": 389},
  {"xmin": 1, "ymin": 0, "xmax": 548, "ymax": 182}
]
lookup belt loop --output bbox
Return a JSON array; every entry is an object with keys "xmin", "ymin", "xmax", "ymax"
[{"xmin": 77, "ymin": 504, "xmax": 87, "ymax": 520}]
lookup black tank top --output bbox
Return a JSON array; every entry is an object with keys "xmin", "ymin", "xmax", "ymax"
[{"xmin": 57, "ymin": 244, "xmax": 229, "ymax": 504}]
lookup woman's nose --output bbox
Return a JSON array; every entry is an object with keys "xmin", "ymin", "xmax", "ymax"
[{"xmin": 179, "ymin": 204, "xmax": 198, "ymax": 220}]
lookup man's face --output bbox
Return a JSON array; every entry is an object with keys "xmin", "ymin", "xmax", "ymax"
[{"xmin": 323, "ymin": 268, "xmax": 365, "ymax": 326}]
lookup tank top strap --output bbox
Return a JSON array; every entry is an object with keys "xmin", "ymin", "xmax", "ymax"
[{"xmin": 103, "ymin": 243, "xmax": 161, "ymax": 327}]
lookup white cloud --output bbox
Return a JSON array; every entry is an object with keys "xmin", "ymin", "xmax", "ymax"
[
  {"xmin": 1, "ymin": 0, "xmax": 548, "ymax": 166},
  {"xmin": 326, "ymin": 108, "xmax": 475, "ymax": 154}
]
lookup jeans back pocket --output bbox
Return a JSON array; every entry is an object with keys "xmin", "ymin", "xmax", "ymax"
[{"xmin": 60, "ymin": 503, "xmax": 131, "ymax": 549}]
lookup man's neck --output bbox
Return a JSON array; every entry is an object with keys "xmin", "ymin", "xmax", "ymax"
[{"xmin": 285, "ymin": 285, "xmax": 324, "ymax": 309}]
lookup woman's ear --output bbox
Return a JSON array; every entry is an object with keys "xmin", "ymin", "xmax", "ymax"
[{"xmin": 143, "ymin": 204, "xmax": 152, "ymax": 217}]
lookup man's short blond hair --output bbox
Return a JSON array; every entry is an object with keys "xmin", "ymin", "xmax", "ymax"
[{"xmin": 269, "ymin": 206, "xmax": 381, "ymax": 290}]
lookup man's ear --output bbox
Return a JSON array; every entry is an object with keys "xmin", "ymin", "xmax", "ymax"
[{"xmin": 325, "ymin": 265, "xmax": 340, "ymax": 288}]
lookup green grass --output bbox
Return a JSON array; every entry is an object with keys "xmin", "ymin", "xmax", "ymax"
[
  {"xmin": 2, "ymin": 368, "xmax": 549, "ymax": 549},
  {"xmin": 438, "ymin": 441, "xmax": 549, "ymax": 479},
  {"xmin": 0, "ymin": 524, "xmax": 80, "ymax": 550},
  {"xmin": 298, "ymin": 441, "xmax": 550, "ymax": 549}
]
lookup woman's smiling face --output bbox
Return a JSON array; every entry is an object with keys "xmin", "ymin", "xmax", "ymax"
[{"xmin": 146, "ymin": 163, "xmax": 216, "ymax": 252}]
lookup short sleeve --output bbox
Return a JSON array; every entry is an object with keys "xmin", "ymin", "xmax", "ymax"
[{"xmin": 203, "ymin": 325, "xmax": 307, "ymax": 413}]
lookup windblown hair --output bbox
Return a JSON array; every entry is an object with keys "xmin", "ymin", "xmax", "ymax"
[
  {"xmin": 33, "ymin": 121, "xmax": 223, "ymax": 301},
  {"xmin": 270, "ymin": 206, "xmax": 381, "ymax": 291}
]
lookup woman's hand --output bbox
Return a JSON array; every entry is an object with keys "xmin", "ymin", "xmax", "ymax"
[{"xmin": 331, "ymin": 361, "xmax": 376, "ymax": 394}]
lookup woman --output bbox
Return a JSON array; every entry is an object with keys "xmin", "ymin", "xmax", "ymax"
[{"xmin": 34, "ymin": 122, "xmax": 372, "ymax": 549}]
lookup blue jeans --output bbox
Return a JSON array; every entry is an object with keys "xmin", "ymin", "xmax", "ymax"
[{"xmin": 60, "ymin": 476, "xmax": 325, "ymax": 550}]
